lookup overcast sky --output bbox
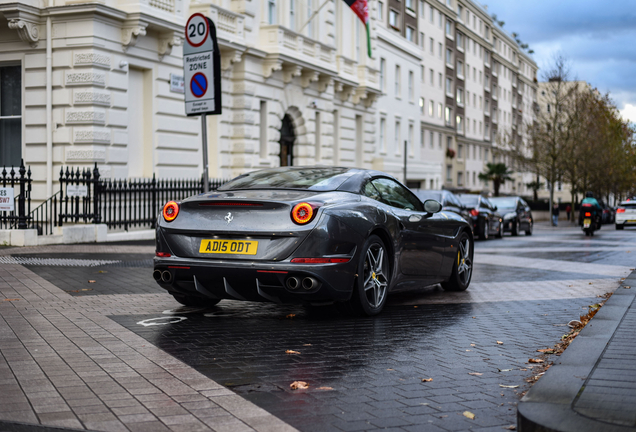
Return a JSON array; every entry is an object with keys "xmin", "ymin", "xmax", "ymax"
[{"xmin": 482, "ymin": 0, "xmax": 636, "ymax": 124}]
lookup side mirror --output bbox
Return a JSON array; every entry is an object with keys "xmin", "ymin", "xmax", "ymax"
[{"xmin": 424, "ymin": 199, "xmax": 443, "ymax": 214}]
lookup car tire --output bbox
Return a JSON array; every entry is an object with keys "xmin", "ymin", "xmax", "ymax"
[
  {"xmin": 346, "ymin": 235, "xmax": 390, "ymax": 316},
  {"xmin": 616, "ymin": 224, "xmax": 624, "ymax": 230},
  {"xmin": 441, "ymin": 232, "xmax": 473, "ymax": 292},
  {"xmin": 480, "ymin": 220, "xmax": 489, "ymax": 240},
  {"xmin": 172, "ymin": 294, "xmax": 221, "ymax": 308},
  {"xmin": 525, "ymin": 221, "xmax": 533, "ymax": 236},
  {"xmin": 496, "ymin": 222, "xmax": 503, "ymax": 239},
  {"xmin": 511, "ymin": 220, "xmax": 519, "ymax": 236}
]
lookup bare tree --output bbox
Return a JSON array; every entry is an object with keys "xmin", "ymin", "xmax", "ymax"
[{"xmin": 528, "ymin": 55, "xmax": 579, "ymax": 220}]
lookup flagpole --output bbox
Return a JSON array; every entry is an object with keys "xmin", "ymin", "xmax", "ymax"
[{"xmin": 299, "ymin": 0, "xmax": 331, "ymax": 33}]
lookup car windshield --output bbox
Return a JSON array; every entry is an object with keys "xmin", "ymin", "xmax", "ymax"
[
  {"xmin": 490, "ymin": 198, "xmax": 516, "ymax": 209},
  {"xmin": 218, "ymin": 167, "xmax": 354, "ymax": 191},
  {"xmin": 458, "ymin": 195, "xmax": 479, "ymax": 207},
  {"xmin": 412, "ymin": 191, "xmax": 442, "ymax": 202}
]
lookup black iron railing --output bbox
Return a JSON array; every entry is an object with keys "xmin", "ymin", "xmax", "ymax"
[
  {"xmin": 0, "ymin": 160, "xmax": 32, "ymax": 230},
  {"xmin": 26, "ymin": 164, "xmax": 228, "ymax": 234}
]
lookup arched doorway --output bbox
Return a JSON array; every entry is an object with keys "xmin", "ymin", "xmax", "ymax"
[{"xmin": 279, "ymin": 114, "xmax": 295, "ymax": 167}]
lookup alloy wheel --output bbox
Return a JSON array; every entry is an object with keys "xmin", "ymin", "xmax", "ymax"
[
  {"xmin": 457, "ymin": 237, "xmax": 472, "ymax": 285},
  {"xmin": 362, "ymin": 243, "xmax": 388, "ymax": 309}
]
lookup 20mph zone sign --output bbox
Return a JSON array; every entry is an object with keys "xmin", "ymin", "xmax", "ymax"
[{"xmin": 184, "ymin": 13, "xmax": 222, "ymax": 116}]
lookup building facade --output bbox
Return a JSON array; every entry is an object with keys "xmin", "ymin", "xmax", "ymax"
[
  {"xmin": 373, "ymin": 0, "xmax": 538, "ymax": 194},
  {"xmin": 0, "ymin": 0, "xmax": 536, "ymax": 206}
]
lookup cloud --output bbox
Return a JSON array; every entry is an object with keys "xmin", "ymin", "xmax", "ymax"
[
  {"xmin": 483, "ymin": 0, "xmax": 636, "ymax": 118},
  {"xmin": 619, "ymin": 104, "xmax": 636, "ymax": 125}
]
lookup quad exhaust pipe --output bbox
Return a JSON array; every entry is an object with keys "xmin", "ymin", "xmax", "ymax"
[
  {"xmin": 302, "ymin": 277, "xmax": 318, "ymax": 291},
  {"xmin": 153, "ymin": 270, "xmax": 162, "ymax": 281},
  {"xmin": 286, "ymin": 277, "xmax": 300, "ymax": 290},
  {"xmin": 286, "ymin": 276, "xmax": 319, "ymax": 291},
  {"xmin": 161, "ymin": 270, "xmax": 172, "ymax": 283}
]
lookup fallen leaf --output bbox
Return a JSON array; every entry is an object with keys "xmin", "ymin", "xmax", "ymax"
[
  {"xmin": 468, "ymin": 372, "xmax": 482, "ymax": 376},
  {"xmin": 529, "ymin": 358, "xmax": 544, "ymax": 364},
  {"xmin": 463, "ymin": 411, "xmax": 475, "ymax": 420},
  {"xmin": 497, "ymin": 341, "xmax": 504, "ymax": 345},
  {"xmin": 97, "ymin": 270, "xmax": 107, "ymax": 273},
  {"xmin": 470, "ymin": 344, "xmax": 476, "ymax": 347},
  {"xmin": 3, "ymin": 298, "xmax": 20, "ymax": 302},
  {"xmin": 286, "ymin": 350, "xmax": 301, "ymax": 355},
  {"xmin": 316, "ymin": 386, "xmax": 333, "ymax": 390},
  {"xmin": 387, "ymin": 368, "xmax": 394, "ymax": 371},
  {"xmin": 472, "ymin": 316, "xmax": 476, "ymax": 319},
  {"xmin": 466, "ymin": 350, "xmax": 472, "ymax": 352},
  {"xmin": 499, "ymin": 384, "xmax": 519, "ymax": 389},
  {"xmin": 624, "ymin": 286, "xmax": 631, "ymax": 289},
  {"xmin": 422, "ymin": 378, "xmax": 433, "ymax": 382},
  {"xmin": 286, "ymin": 314, "xmax": 296, "ymax": 319},
  {"xmin": 498, "ymin": 368, "xmax": 513, "ymax": 372},
  {"xmin": 414, "ymin": 306, "xmax": 418, "ymax": 308},
  {"xmin": 503, "ymin": 425, "xmax": 516, "ymax": 430},
  {"xmin": 290, "ymin": 381, "xmax": 308, "ymax": 390},
  {"xmin": 88, "ymin": 280, "xmax": 96, "ymax": 283},
  {"xmin": 537, "ymin": 349, "xmax": 555, "ymax": 353},
  {"xmin": 303, "ymin": 344, "xmax": 312, "ymax": 346}
]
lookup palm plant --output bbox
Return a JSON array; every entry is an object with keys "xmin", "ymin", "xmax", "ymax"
[{"xmin": 478, "ymin": 163, "xmax": 513, "ymax": 196}]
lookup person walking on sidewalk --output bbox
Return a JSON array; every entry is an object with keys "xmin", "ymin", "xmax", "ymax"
[
  {"xmin": 552, "ymin": 203, "xmax": 560, "ymax": 226},
  {"xmin": 566, "ymin": 204, "xmax": 571, "ymax": 221}
]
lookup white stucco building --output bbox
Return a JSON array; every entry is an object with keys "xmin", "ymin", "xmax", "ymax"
[
  {"xmin": 0, "ymin": 0, "xmax": 537, "ymax": 209},
  {"xmin": 0, "ymin": 0, "xmax": 380, "ymax": 204}
]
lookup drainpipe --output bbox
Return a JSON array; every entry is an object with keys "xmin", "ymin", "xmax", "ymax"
[{"xmin": 46, "ymin": 15, "xmax": 52, "ymax": 197}]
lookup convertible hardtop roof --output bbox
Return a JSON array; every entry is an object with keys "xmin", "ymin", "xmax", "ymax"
[{"xmin": 218, "ymin": 166, "xmax": 400, "ymax": 193}]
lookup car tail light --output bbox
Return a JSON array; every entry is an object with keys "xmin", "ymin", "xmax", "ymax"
[
  {"xmin": 290, "ymin": 257, "xmax": 351, "ymax": 264},
  {"xmin": 469, "ymin": 209, "xmax": 479, "ymax": 217},
  {"xmin": 585, "ymin": 212, "xmax": 592, "ymax": 217},
  {"xmin": 291, "ymin": 202, "xmax": 320, "ymax": 224},
  {"xmin": 617, "ymin": 208, "xmax": 625, "ymax": 213},
  {"xmin": 156, "ymin": 252, "xmax": 171, "ymax": 257},
  {"xmin": 163, "ymin": 201, "xmax": 179, "ymax": 222}
]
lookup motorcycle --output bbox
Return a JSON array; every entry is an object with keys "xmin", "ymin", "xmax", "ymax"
[{"xmin": 580, "ymin": 203, "xmax": 601, "ymax": 236}]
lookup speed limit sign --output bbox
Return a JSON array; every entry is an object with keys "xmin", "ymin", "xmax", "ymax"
[
  {"xmin": 183, "ymin": 13, "xmax": 221, "ymax": 116},
  {"xmin": 185, "ymin": 13, "xmax": 210, "ymax": 47}
]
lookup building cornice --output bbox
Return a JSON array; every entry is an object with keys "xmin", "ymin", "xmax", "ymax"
[{"xmin": 377, "ymin": 27, "xmax": 423, "ymax": 61}]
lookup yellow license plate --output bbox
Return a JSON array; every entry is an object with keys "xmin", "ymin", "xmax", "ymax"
[
  {"xmin": 583, "ymin": 218, "xmax": 591, "ymax": 228},
  {"xmin": 199, "ymin": 239, "xmax": 258, "ymax": 255}
]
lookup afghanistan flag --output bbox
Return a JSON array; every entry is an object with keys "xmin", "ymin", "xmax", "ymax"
[{"xmin": 343, "ymin": 0, "xmax": 371, "ymax": 57}]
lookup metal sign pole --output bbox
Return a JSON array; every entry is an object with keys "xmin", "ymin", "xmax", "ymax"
[
  {"xmin": 201, "ymin": 113, "xmax": 209, "ymax": 192},
  {"xmin": 403, "ymin": 139, "xmax": 407, "ymax": 184}
]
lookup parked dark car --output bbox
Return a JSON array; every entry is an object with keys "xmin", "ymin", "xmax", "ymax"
[
  {"xmin": 411, "ymin": 189, "xmax": 471, "ymax": 223},
  {"xmin": 600, "ymin": 202, "xmax": 615, "ymax": 224},
  {"xmin": 489, "ymin": 196, "xmax": 533, "ymax": 236},
  {"xmin": 457, "ymin": 194, "xmax": 503, "ymax": 240},
  {"xmin": 154, "ymin": 166, "xmax": 474, "ymax": 316}
]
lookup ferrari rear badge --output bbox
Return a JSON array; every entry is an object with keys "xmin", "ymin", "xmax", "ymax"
[{"xmin": 225, "ymin": 212, "xmax": 233, "ymax": 224}]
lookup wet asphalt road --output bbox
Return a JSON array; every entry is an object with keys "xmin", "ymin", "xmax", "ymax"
[{"xmin": 19, "ymin": 224, "xmax": 636, "ymax": 431}]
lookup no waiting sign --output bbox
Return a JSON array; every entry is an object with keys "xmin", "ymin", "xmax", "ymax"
[{"xmin": 184, "ymin": 13, "xmax": 222, "ymax": 116}]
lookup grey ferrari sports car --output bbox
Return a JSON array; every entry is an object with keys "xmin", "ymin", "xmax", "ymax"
[{"xmin": 154, "ymin": 166, "xmax": 474, "ymax": 316}]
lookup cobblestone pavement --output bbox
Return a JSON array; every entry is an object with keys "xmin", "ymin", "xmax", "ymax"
[{"xmin": 0, "ymin": 226, "xmax": 634, "ymax": 432}]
